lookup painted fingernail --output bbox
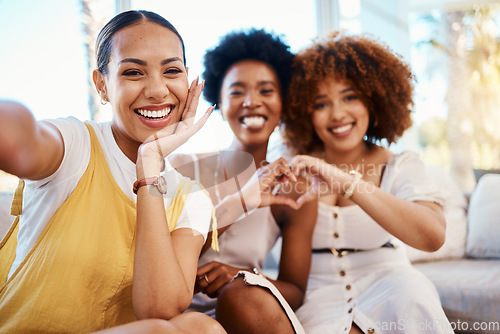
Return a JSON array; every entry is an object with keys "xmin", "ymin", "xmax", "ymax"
[{"xmin": 271, "ymin": 184, "xmax": 281, "ymax": 196}]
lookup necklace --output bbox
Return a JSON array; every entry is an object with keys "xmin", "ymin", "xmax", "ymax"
[
  {"xmin": 322, "ymin": 149, "xmax": 365, "ymax": 175},
  {"xmin": 214, "ymin": 151, "xmax": 249, "ymax": 215},
  {"xmin": 213, "ymin": 151, "xmax": 228, "ymax": 205}
]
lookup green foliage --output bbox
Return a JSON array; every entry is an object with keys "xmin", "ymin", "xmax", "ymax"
[{"xmin": 415, "ymin": 4, "xmax": 500, "ymax": 169}]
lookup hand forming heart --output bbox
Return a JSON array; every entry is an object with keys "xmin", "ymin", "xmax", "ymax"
[
  {"xmin": 290, "ymin": 155, "xmax": 352, "ymax": 207},
  {"xmin": 250, "ymin": 157, "xmax": 300, "ymax": 210}
]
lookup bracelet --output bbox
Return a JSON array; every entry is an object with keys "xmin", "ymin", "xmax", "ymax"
[
  {"xmin": 133, "ymin": 175, "xmax": 167, "ymax": 194},
  {"xmin": 343, "ymin": 170, "xmax": 362, "ymax": 199},
  {"xmin": 252, "ymin": 267, "xmax": 265, "ymax": 278}
]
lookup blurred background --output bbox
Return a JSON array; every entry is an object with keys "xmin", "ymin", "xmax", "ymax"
[{"xmin": 1, "ymin": 0, "xmax": 499, "ymax": 191}]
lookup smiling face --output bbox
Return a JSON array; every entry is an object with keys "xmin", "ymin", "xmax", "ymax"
[
  {"xmin": 219, "ymin": 60, "xmax": 282, "ymax": 149},
  {"xmin": 311, "ymin": 77, "xmax": 369, "ymax": 154},
  {"xmin": 93, "ymin": 21, "xmax": 188, "ymax": 161}
]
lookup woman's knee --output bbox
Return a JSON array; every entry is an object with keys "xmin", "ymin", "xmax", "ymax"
[
  {"xmin": 94, "ymin": 319, "xmax": 177, "ymax": 334},
  {"xmin": 216, "ymin": 276, "xmax": 273, "ymax": 314},
  {"xmin": 171, "ymin": 312, "xmax": 226, "ymax": 334},
  {"xmin": 143, "ymin": 319, "xmax": 178, "ymax": 333},
  {"xmin": 215, "ymin": 276, "xmax": 292, "ymax": 333}
]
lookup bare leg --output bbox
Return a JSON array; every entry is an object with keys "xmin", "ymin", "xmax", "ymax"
[
  {"xmin": 171, "ymin": 312, "xmax": 227, "ymax": 334},
  {"xmin": 216, "ymin": 276, "xmax": 294, "ymax": 334},
  {"xmin": 92, "ymin": 319, "xmax": 187, "ymax": 334},
  {"xmin": 93, "ymin": 313, "xmax": 226, "ymax": 334}
]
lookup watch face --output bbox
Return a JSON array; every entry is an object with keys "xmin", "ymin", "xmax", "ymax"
[{"xmin": 157, "ymin": 176, "xmax": 168, "ymax": 194}]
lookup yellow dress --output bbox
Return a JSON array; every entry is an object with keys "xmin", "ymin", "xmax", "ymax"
[{"xmin": 0, "ymin": 123, "xmax": 197, "ymax": 333}]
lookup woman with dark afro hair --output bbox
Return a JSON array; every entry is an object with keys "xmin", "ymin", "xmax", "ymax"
[
  {"xmin": 170, "ymin": 29, "xmax": 316, "ymax": 333},
  {"xmin": 282, "ymin": 32, "xmax": 453, "ymax": 333}
]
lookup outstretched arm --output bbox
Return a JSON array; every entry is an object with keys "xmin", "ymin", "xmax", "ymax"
[
  {"xmin": 347, "ymin": 184, "xmax": 445, "ymax": 251},
  {"xmin": 292, "ymin": 154, "xmax": 445, "ymax": 252},
  {"xmin": 0, "ymin": 100, "xmax": 64, "ymax": 180}
]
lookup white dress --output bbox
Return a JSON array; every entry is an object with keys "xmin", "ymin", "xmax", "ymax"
[
  {"xmin": 295, "ymin": 152, "xmax": 454, "ymax": 334},
  {"xmin": 185, "ymin": 153, "xmax": 282, "ymax": 316},
  {"xmin": 184, "ymin": 154, "xmax": 306, "ymax": 333}
]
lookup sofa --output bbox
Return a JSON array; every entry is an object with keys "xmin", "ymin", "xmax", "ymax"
[
  {"xmin": 401, "ymin": 168, "xmax": 500, "ymax": 334},
  {"xmin": 1, "ymin": 170, "xmax": 499, "ymax": 334}
]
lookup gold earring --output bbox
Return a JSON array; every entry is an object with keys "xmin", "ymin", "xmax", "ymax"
[{"xmin": 100, "ymin": 92, "xmax": 107, "ymax": 105}]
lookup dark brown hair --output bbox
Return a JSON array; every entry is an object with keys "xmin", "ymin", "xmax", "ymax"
[
  {"xmin": 96, "ymin": 10, "xmax": 185, "ymax": 75},
  {"xmin": 282, "ymin": 31, "xmax": 415, "ymax": 154}
]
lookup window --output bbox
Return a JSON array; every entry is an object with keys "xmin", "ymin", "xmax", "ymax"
[
  {"xmin": 0, "ymin": 0, "xmax": 102, "ymax": 121},
  {"xmin": 408, "ymin": 3, "xmax": 500, "ymax": 190}
]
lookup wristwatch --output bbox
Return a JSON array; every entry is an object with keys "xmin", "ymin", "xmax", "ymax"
[{"xmin": 133, "ymin": 175, "xmax": 167, "ymax": 194}]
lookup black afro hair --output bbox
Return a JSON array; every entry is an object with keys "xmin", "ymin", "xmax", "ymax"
[{"xmin": 202, "ymin": 28, "xmax": 294, "ymax": 108}]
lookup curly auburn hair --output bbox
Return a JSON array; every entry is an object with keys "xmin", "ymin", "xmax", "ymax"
[
  {"xmin": 282, "ymin": 31, "xmax": 415, "ymax": 154},
  {"xmin": 202, "ymin": 28, "xmax": 294, "ymax": 108}
]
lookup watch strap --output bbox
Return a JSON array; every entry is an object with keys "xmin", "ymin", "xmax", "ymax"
[{"xmin": 133, "ymin": 176, "xmax": 167, "ymax": 194}]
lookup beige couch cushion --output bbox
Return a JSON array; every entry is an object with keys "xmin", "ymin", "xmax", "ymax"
[
  {"xmin": 414, "ymin": 258, "xmax": 500, "ymax": 330},
  {"xmin": 466, "ymin": 174, "xmax": 500, "ymax": 259}
]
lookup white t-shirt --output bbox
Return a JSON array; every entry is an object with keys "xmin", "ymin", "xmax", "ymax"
[{"xmin": 9, "ymin": 117, "xmax": 212, "ymax": 277}]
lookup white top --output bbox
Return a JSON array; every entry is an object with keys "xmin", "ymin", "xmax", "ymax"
[
  {"xmin": 10, "ymin": 117, "xmax": 212, "ymax": 278},
  {"xmin": 312, "ymin": 151, "xmax": 445, "ymax": 250},
  {"xmin": 185, "ymin": 153, "xmax": 281, "ymax": 317},
  {"xmin": 295, "ymin": 152, "xmax": 453, "ymax": 334}
]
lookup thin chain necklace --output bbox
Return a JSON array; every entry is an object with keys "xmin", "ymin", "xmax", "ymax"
[
  {"xmin": 213, "ymin": 151, "xmax": 228, "ymax": 204},
  {"xmin": 214, "ymin": 150, "xmax": 249, "ymax": 214},
  {"xmin": 322, "ymin": 147, "xmax": 367, "ymax": 174}
]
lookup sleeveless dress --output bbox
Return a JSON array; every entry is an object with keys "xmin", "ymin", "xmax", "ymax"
[
  {"xmin": 184, "ymin": 154, "xmax": 305, "ymax": 333},
  {"xmin": 0, "ymin": 123, "xmax": 195, "ymax": 333}
]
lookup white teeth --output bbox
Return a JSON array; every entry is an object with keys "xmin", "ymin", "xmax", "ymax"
[
  {"xmin": 331, "ymin": 124, "xmax": 353, "ymax": 134},
  {"xmin": 242, "ymin": 116, "xmax": 265, "ymax": 127},
  {"xmin": 137, "ymin": 107, "xmax": 172, "ymax": 119}
]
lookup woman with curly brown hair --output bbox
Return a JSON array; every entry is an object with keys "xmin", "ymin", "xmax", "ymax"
[{"xmin": 282, "ymin": 32, "xmax": 453, "ymax": 334}]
